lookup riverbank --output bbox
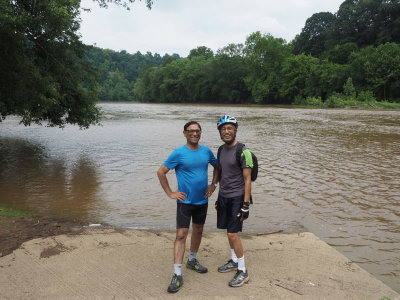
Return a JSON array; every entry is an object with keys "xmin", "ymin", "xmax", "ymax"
[
  {"xmin": 0, "ymin": 215, "xmax": 89, "ymax": 257},
  {"xmin": 0, "ymin": 216, "xmax": 398, "ymax": 299}
]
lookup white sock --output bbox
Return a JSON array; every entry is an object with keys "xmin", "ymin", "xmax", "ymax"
[
  {"xmin": 189, "ymin": 251, "xmax": 197, "ymax": 261},
  {"xmin": 231, "ymin": 249, "xmax": 238, "ymax": 263},
  {"xmin": 174, "ymin": 264, "xmax": 182, "ymax": 276},
  {"xmin": 237, "ymin": 256, "xmax": 246, "ymax": 272}
]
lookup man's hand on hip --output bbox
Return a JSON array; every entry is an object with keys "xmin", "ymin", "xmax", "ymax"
[{"xmin": 169, "ymin": 191, "xmax": 187, "ymax": 202}]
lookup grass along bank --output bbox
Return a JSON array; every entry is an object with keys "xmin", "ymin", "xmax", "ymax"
[
  {"xmin": 294, "ymin": 95, "xmax": 400, "ymax": 109},
  {"xmin": 299, "ymin": 99, "xmax": 400, "ymax": 109},
  {"xmin": 293, "ymin": 79, "xmax": 400, "ymax": 109},
  {"xmin": 0, "ymin": 205, "xmax": 29, "ymax": 218}
]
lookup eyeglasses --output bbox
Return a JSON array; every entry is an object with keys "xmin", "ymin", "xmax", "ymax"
[
  {"xmin": 185, "ymin": 129, "xmax": 201, "ymax": 134},
  {"xmin": 220, "ymin": 126, "xmax": 236, "ymax": 132}
]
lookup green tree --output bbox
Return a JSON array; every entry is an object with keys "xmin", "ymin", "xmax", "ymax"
[
  {"xmin": 134, "ymin": 44, "xmax": 251, "ymax": 104},
  {"xmin": 244, "ymin": 32, "xmax": 292, "ymax": 103},
  {"xmin": 217, "ymin": 43, "xmax": 245, "ymax": 58},
  {"xmin": 293, "ymin": 0, "xmax": 400, "ymax": 57},
  {"xmin": 158, "ymin": 59, "xmax": 186, "ymax": 102},
  {"xmin": 334, "ymin": 0, "xmax": 365, "ymax": 46},
  {"xmin": 0, "ymin": 0, "xmax": 102, "ymax": 127},
  {"xmin": 84, "ymin": 47, "xmax": 170, "ymax": 101},
  {"xmin": 93, "ymin": 0, "xmax": 153, "ymax": 9},
  {"xmin": 334, "ymin": 0, "xmax": 400, "ymax": 47},
  {"xmin": 313, "ymin": 59, "xmax": 349, "ymax": 100},
  {"xmin": 99, "ymin": 70, "xmax": 133, "ymax": 101},
  {"xmin": 376, "ymin": 0, "xmax": 400, "ymax": 45},
  {"xmin": 350, "ymin": 43, "xmax": 400, "ymax": 100},
  {"xmin": 323, "ymin": 42, "xmax": 358, "ymax": 64},
  {"xmin": 212, "ymin": 45, "xmax": 251, "ymax": 103},
  {"xmin": 178, "ymin": 56, "xmax": 212, "ymax": 102},
  {"xmin": 133, "ymin": 67, "xmax": 154, "ymax": 101},
  {"xmin": 188, "ymin": 46, "xmax": 214, "ymax": 60},
  {"xmin": 0, "ymin": 0, "xmax": 154, "ymax": 127},
  {"xmin": 292, "ymin": 12, "xmax": 336, "ymax": 57},
  {"xmin": 280, "ymin": 53, "xmax": 318, "ymax": 100},
  {"xmin": 343, "ymin": 77, "xmax": 356, "ymax": 99}
]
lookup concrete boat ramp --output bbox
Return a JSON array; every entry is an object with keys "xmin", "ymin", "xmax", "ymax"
[{"xmin": 0, "ymin": 229, "xmax": 398, "ymax": 299}]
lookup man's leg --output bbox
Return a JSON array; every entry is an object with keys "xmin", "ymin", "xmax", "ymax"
[
  {"xmin": 226, "ymin": 196, "xmax": 244, "ymax": 261},
  {"xmin": 217, "ymin": 195, "xmax": 240, "ymax": 273},
  {"xmin": 168, "ymin": 204, "xmax": 190, "ymax": 293},
  {"xmin": 174, "ymin": 228, "xmax": 189, "ymax": 264},
  {"xmin": 228, "ymin": 232, "xmax": 245, "ymax": 273},
  {"xmin": 186, "ymin": 203, "xmax": 208, "ymax": 273},
  {"xmin": 168, "ymin": 228, "xmax": 187, "ymax": 293},
  {"xmin": 189, "ymin": 203, "xmax": 208, "ymax": 255},
  {"xmin": 217, "ymin": 237, "xmax": 239, "ymax": 273},
  {"xmin": 187, "ymin": 223, "xmax": 207, "ymax": 272},
  {"xmin": 225, "ymin": 195, "xmax": 249, "ymax": 287},
  {"xmin": 227, "ymin": 232, "xmax": 249, "ymax": 287},
  {"xmin": 190, "ymin": 223, "xmax": 204, "ymax": 253},
  {"xmin": 227, "ymin": 232, "xmax": 243, "ymax": 259}
]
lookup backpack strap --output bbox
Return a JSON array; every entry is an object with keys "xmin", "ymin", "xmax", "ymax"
[
  {"xmin": 217, "ymin": 144, "xmax": 224, "ymax": 166},
  {"xmin": 218, "ymin": 142, "xmax": 244, "ymax": 173},
  {"xmin": 236, "ymin": 142, "xmax": 253, "ymax": 204},
  {"xmin": 216, "ymin": 145, "xmax": 224, "ymax": 180},
  {"xmin": 235, "ymin": 142, "xmax": 245, "ymax": 168}
]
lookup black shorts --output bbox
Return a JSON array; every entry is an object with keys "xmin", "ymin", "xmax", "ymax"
[
  {"xmin": 176, "ymin": 203, "xmax": 208, "ymax": 229},
  {"xmin": 216, "ymin": 195, "xmax": 244, "ymax": 233}
]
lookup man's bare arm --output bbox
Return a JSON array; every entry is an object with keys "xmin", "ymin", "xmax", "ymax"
[{"xmin": 157, "ymin": 165, "xmax": 187, "ymax": 201}]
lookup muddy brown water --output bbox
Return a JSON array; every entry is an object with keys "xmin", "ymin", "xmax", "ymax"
[{"xmin": 1, "ymin": 103, "xmax": 399, "ymax": 292}]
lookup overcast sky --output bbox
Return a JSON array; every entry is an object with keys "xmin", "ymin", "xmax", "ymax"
[{"xmin": 79, "ymin": 0, "xmax": 344, "ymax": 57}]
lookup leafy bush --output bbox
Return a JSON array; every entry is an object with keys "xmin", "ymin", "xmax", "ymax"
[
  {"xmin": 293, "ymin": 96, "xmax": 322, "ymax": 106},
  {"xmin": 343, "ymin": 77, "xmax": 356, "ymax": 99},
  {"xmin": 306, "ymin": 96, "xmax": 323, "ymax": 106},
  {"xmin": 293, "ymin": 95, "xmax": 306, "ymax": 105},
  {"xmin": 324, "ymin": 94, "xmax": 345, "ymax": 107},
  {"xmin": 357, "ymin": 90, "xmax": 376, "ymax": 103}
]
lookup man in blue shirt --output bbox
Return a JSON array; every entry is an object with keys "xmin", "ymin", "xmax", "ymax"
[{"xmin": 157, "ymin": 121, "xmax": 217, "ymax": 293}]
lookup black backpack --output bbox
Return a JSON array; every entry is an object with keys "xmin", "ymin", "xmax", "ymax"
[{"xmin": 217, "ymin": 142, "xmax": 258, "ymax": 181}]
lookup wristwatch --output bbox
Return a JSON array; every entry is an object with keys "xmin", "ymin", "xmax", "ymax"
[{"xmin": 243, "ymin": 201, "xmax": 250, "ymax": 207}]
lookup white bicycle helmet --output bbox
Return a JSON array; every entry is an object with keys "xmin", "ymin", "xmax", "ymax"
[{"xmin": 217, "ymin": 115, "xmax": 238, "ymax": 130}]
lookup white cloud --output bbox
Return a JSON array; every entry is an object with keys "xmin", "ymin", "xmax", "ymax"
[{"xmin": 79, "ymin": 0, "xmax": 343, "ymax": 57}]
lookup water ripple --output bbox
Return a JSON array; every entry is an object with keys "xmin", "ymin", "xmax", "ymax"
[{"xmin": 1, "ymin": 103, "xmax": 400, "ymax": 292}]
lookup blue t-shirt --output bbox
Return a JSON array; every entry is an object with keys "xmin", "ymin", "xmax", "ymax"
[{"xmin": 164, "ymin": 145, "xmax": 216, "ymax": 205}]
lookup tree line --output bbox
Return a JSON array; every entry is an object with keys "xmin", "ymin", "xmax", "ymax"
[
  {"xmin": 84, "ymin": 47, "xmax": 179, "ymax": 101},
  {"xmin": 92, "ymin": 0, "xmax": 400, "ymax": 105},
  {"xmin": 132, "ymin": 39, "xmax": 400, "ymax": 105},
  {"xmin": 132, "ymin": 0, "xmax": 400, "ymax": 105},
  {"xmin": 1, "ymin": 0, "xmax": 399, "ymax": 128}
]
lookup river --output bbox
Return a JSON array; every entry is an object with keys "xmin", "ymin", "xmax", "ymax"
[{"xmin": 1, "ymin": 103, "xmax": 399, "ymax": 292}]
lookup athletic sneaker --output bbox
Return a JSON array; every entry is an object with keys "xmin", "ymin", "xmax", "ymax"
[
  {"xmin": 228, "ymin": 270, "xmax": 250, "ymax": 287},
  {"xmin": 186, "ymin": 258, "xmax": 208, "ymax": 273},
  {"xmin": 218, "ymin": 259, "xmax": 238, "ymax": 273},
  {"xmin": 167, "ymin": 273, "xmax": 183, "ymax": 293}
]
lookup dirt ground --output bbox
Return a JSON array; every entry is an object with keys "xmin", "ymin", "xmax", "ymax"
[
  {"xmin": 1, "ymin": 216, "xmax": 398, "ymax": 299},
  {"xmin": 0, "ymin": 215, "xmax": 87, "ymax": 257}
]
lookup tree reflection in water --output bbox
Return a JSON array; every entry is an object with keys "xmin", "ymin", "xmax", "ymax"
[{"xmin": 0, "ymin": 137, "xmax": 101, "ymax": 222}]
